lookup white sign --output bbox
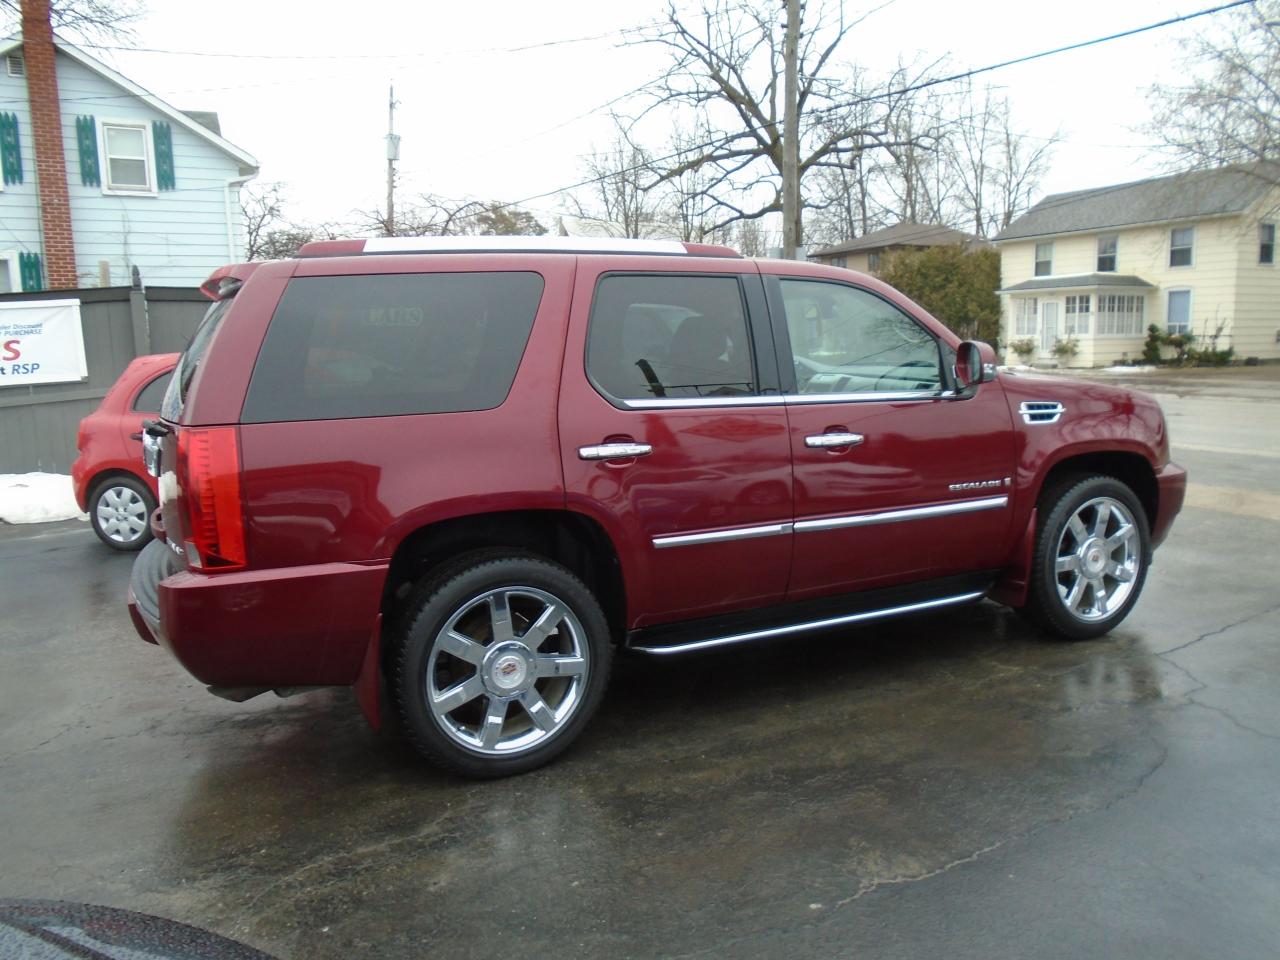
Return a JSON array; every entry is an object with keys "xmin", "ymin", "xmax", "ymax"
[{"xmin": 0, "ymin": 299, "xmax": 88, "ymax": 387}]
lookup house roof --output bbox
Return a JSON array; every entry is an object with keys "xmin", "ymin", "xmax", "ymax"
[
  {"xmin": 999, "ymin": 273, "xmax": 1156, "ymax": 294},
  {"xmin": 0, "ymin": 36, "xmax": 257, "ymax": 174},
  {"xmin": 995, "ymin": 166, "xmax": 1276, "ymax": 242},
  {"xmin": 809, "ymin": 222, "xmax": 979, "ymax": 258}
]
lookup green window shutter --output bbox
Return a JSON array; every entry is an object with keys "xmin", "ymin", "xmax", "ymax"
[
  {"xmin": 18, "ymin": 252, "xmax": 43, "ymax": 292},
  {"xmin": 0, "ymin": 112, "xmax": 22, "ymax": 185},
  {"xmin": 76, "ymin": 115, "xmax": 100, "ymax": 186},
  {"xmin": 153, "ymin": 120, "xmax": 175, "ymax": 191}
]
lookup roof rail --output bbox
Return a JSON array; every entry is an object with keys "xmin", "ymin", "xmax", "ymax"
[{"xmin": 295, "ymin": 236, "xmax": 742, "ymax": 258}]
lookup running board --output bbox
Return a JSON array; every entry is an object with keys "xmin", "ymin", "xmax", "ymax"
[{"xmin": 626, "ymin": 573, "xmax": 995, "ymax": 657}]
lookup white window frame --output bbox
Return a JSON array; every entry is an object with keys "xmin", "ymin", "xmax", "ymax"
[
  {"xmin": 1014, "ymin": 297, "xmax": 1038, "ymax": 336},
  {"xmin": 1096, "ymin": 293, "xmax": 1146, "ymax": 337},
  {"xmin": 1169, "ymin": 226, "xmax": 1195, "ymax": 268},
  {"xmin": 1166, "ymin": 288, "xmax": 1193, "ymax": 336},
  {"xmin": 1034, "ymin": 242, "xmax": 1052, "ymax": 277},
  {"xmin": 0, "ymin": 250, "xmax": 22, "ymax": 293},
  {"xmin": 1096, "ymin": 235, "xmax": 1118, "ymax": 273},
  {"xmin": 1065, "ymin": 294, "xmax": 1092, "ymax": 336},
  {"xmin": 98, "ymin": 120, "xmax": 157, "ymax": 196},
  {"xmin": 1260, "ymin": 222, "xmax": 1276, "ymax": 266}
]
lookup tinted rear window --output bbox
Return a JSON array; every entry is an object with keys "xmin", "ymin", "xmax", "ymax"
[
  {"xmin": 241, "ymin": 272, "xmax": 543, "ymax": 423},
  {"xmin": 161, "ymin": 298, "xmax": 230, "ymax": 421}
]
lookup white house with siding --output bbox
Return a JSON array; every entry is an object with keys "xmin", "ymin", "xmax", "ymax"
[
  {"xmin": 994, "ymin": 166, "xmax": 1280, "ymax": 367},
  {"xmin": 0, "ymin": 9, "xmax": 257, "ymax": 293}
]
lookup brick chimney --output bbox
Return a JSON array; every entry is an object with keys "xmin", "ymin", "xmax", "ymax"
[{"xmin": 22, "ymin": 0, "xmax": 78, "ymax": 289}]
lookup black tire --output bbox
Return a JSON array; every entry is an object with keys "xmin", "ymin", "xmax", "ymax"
[
  {"xmin": 88, "ymin": 475, "xmax": 156, "ymax": 552},
  {"xmin": 1023, "ymin": 474, "xmax": 1151, "ymax": 640},
  {"xmin": 391, "ymin": 550, "xmax": 612, "ymax": 779}
]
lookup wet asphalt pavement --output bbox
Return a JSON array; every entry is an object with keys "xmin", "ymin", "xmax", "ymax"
[{"xmin": 2, "ymin": 369, "xmax": 1278, "ymax": 959}]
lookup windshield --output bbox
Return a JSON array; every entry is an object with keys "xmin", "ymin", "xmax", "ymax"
[{"xmin": 160, "ymin": 297, "xmax": 232, "ymax": 421}]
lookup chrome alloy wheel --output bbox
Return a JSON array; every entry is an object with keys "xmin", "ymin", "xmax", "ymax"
[
  {"xmin": 95, "ymin": 484, "xmax": 149, "ymax": 544},
  {"xmin": 1053, "ymin": 496, "xmax": 1141, "ymax": 622},
  {"xmin": 425, "ymin": 587, "xmax": 590, "ymax": 755}
]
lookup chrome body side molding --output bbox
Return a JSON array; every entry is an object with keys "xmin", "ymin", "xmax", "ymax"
[
  {"xmin": 793, "ymin": 495, "xmax": 1008, "ymax": 533},
  {"xmin": 652, "ymin": 522, "xmax": 792, "ymax": 550}
]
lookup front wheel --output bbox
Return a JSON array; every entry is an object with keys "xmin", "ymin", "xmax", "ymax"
[
  {"xmin": 391, "ymin": 552, "xmax": 612, "ymax": 778},
  {"xmin": 89, "ymin": 476, "xmax": 155, "ymax": 551},
  {"xmin": 1024, "ymin": 475, "xmax": 1151, "ymax": 640}
]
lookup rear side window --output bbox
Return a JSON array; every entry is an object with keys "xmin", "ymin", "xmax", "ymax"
[
  {"xmin": 132, "ymin": 370, "xmax": 173, "ymax": 412},
  {"xmin": 241, "ymin": 272, "xmax": 543, "ymax": 422},
  {"xmin": 586, "ymin": 274, "xmax": 757, "ymax": 401}
]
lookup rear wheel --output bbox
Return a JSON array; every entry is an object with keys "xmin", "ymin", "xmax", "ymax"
[
  {"xmin": 391, "ymin": 552, "xmax": 612, "ymax": 778},
  {"xmin": 89, "ymin": 476, "xmax": 155, "ymax": 551},
  {"xmin": 1024, "ymin": 474, "xmax": 1150, "ymax": 640}
]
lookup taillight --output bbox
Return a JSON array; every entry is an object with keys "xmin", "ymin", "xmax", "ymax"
[
  {"xmin": 76, "ymin": 420, "xmax": 89, "ymax": 451},
  {"xmin": 176, "ymin": 426, "xmax": 245, "ymax": 570}
]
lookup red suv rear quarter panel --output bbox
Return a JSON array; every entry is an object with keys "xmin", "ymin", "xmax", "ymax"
[{"xmin": 156, "ymin": 254, "xmax": 575, "ymax": 687}]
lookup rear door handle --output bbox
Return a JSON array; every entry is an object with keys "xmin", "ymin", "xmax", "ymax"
[
  {"xmin": 804, "ymin": 432, "xmax": 864, "ymax": 448},
  {"xmin": 578, "ymin": 442, "xmax": 653, "ymax": 461}
]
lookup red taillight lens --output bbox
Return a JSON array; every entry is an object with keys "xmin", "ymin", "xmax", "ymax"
[
  {"xmin": 76, "ymin": 420, "xmax": 89, "ymax": 451},
  {"xmin": 176, "ymin": 426, "xmax": 245, "ymax": 570}
]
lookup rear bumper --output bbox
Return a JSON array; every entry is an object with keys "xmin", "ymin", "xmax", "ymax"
[
  {"xmin": 128, "ymin": 539, "xmax": 388, "ymax": 687},
  {"xmin": 1151, "ymin": 461, "xmax": 1187, "ymax": 549}
]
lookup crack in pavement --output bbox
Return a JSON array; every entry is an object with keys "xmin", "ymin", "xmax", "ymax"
[{"xmin": 1153, "ymin": 603, "xmax": 1280, "ymax": 658}]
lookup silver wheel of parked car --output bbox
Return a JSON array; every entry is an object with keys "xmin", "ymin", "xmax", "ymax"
[
  {"xmin": 1053, "ymin": 496, "xmax": 1141, "ymax": 623},
  {"xmin": 426, "ymin": 586, "xmax": 591, "ymax": 755},
  {"xmin": 89, "ymin": 477, "xmax": 155, "ymax": 551}
]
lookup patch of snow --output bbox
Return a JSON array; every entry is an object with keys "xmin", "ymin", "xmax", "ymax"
[
  {"xmin": 0, "ymin": 473, "xmax": 88, "ymax": 524},
  {"xmin": 1099, "ymin": 365, "xmax": 1158, "ymax": 374}
]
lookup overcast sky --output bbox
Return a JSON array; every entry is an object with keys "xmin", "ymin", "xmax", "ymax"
[{"xmin": 37, "ymin": 0, "xmax": 1236, "ymax": 237}]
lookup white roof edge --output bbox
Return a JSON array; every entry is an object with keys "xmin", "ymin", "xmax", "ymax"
[
  {"xmin": 51, "ymin": 39, "xmax": 259, "ymax": 171},
  {"xmin": 362, "ymin": 236, "xmax": 690, "ymax": 254},
  {"xmin": 0, "ymin": 38, "xmax": 20, "ymax": 56}
]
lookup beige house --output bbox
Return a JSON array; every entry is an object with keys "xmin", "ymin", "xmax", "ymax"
[
  {"xmin": 808, "ymin": 222, "xmax": 980, "ymax": 276},
  {"xmin": 995, "ymin": 166, "xmax": 1280, "ymax": 367}
]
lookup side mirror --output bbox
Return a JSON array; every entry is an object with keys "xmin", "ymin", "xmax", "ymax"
[{"xmin": 954, "ymin": 341, "xmax": 998, "ymax": 392}]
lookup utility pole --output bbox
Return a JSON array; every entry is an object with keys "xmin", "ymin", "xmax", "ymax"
[
  {"xmin": 385, "ymin": 84, "xmax": 400, "ymax": 237},
  {"xmin": 781, "ymin": 0, "xmax": 800, "ymax": 260}
]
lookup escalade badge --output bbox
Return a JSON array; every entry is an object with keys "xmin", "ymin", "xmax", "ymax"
[{"xmin": 949, "ymin": 478, "xmax": 1010, "ymax": 492}]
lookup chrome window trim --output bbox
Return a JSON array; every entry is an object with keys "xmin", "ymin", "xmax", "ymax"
[
  {"xmin": 620, "ymin": 389, "xmax": 955, "ymax": 410},
  {"xmin": 622, "ymin": 395, "xmax": 786, "ymax": 409},
  {"xmin": 794, "ymin": 495, "xmax": 1008, "ymax": 533},
  {"xmin": 652, "ymin": 521, "xmax": 792, "ymax": 549},
  {"xmin": 1018, "ymin": 401, "xmax": 1065, "ymax": 424},
  {"xmin": 784, "ymin": 389, "xmax": 952, "ymax": 405},
  {"xmin": 629, "ymin": 590, "xmax": 988, "ymax": 656}
]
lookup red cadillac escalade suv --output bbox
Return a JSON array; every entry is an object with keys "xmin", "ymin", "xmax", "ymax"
[{"xmin": 128, "ymin": 237, "xmax": 1186, "ymax": 778}]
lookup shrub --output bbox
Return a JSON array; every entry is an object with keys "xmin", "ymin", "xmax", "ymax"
[
  {"xmin": 1143, "ymin": 325, "xmax": 1163, "ymax": 365},
  {"xmin": 1009, "ymin": 338, "xmax": 1036, "ymax": 362},
  {"xmin": 1052, "ymin": 338, "xmax": 1079, "ymax": 361}
]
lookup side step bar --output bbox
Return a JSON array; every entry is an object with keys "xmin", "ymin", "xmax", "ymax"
[{"xmin": 627, "ymin": 581, "xmax": 993, "ymax": 657}]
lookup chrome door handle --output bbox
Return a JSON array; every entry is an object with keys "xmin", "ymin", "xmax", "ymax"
[
  {"xmin": 805, "ymin": 432, "xmax": 864, "ymax": 448},
  {"xmin": 578, "ymin": 442, "xmax": 653, "ymax": 461}
]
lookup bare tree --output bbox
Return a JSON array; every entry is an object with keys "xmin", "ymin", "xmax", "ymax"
[
  {"xmin": 1, "ymin": 0, "xmax": 142, "ymax": 43},
  {"xmin": 1148, "ymin": 2, "xmax": 1280, "ymax": 179},
  {"xmin": 570, "ymin": 121, "xmax": 671, "ymax": 238},
  {"xmin": 631, "ymin": 0, "xmax": 924, "ymax": 246},
  {"xmin": 242, "ymin": 182, "xmax": 286, "ymax": 261},
  {"xmin": 357, "ymin": 196, "xmax": 546, "ymax": 238}
]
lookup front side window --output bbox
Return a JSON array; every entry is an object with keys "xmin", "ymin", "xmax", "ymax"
[
  {"xmin": 242, "ymin": 272, "xmax": 543, "ymax": 422},
  {"xmin": 1167, "ymin": 290, "xmax": 1191, "ymax": 335},
  {"xmin": 1261, "ymin": 223, "xmax": 1276, "ymax": 265},
  {"xmin": 1096, "ymin": 235, "xmax": 1118, "ymax": 272},
  {"xmin": 1065, "ymin": 295, "xmax": 1091, "ymax": 336},
  {"xmin": 778, "ymin": 279, "xmax": 941, "ymax": 395},
  {"xmin": 587, "ymin": 274, "xmax": 756, "ymax": 401},
  {"xmin": 102, "ymin": 123, "xmax": 152, "ymax": 192},
  {"xmin": 1014, "ymin": 297, "xmax": 1038, "ymax": 336},
  {"xmin": 1034, "ymin": 242, "xmax": 1053, "ymax": 277},
  {"xmin": 1169, "ymin": 226, "xmax": 1194, "ymax": 267}
]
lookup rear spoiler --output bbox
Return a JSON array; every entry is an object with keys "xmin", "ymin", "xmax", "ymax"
[{"xmin": 200, "ymin": 262, "xmax": 262, "ymax": 300}]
